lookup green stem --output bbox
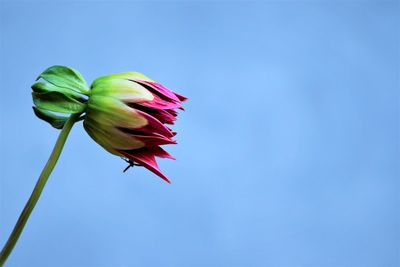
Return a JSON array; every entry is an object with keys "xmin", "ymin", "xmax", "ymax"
[{"xmin": 0, "ymin": 113, "xmax": 80, "ymax": 266}]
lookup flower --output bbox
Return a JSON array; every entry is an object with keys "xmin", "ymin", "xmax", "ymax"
[
  {"xmin": 32, "ymin": 66, "xmax": 186, "ymax": 183},
  {"xmin": 84, "ymin": 72, "xmax": 187, "ymax": 183}
]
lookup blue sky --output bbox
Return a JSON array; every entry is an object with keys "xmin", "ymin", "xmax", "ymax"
[{"xmin": 0, "ymin": 1, "xmax": 399, "ymax": 266}]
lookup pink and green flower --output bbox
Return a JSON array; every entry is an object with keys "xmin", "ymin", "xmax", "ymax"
[{"xmin": 84, "ymin": 72, "xmax": 187, "ymax": 183}]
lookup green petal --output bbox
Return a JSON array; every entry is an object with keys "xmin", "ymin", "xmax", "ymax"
[
  {"xmin": 91, "ymin": 78, "xmax": 153, "ymax": 101},
  {"xmin": 32, "ymin": 82, "xmax": 86, "ymax": 102},
  {"xmin": 92, "ymin": 72, "xmax": 154, "ymax": 86},
  {"xmin": 84, "ymin": 119, "xmax": 144, "ymax": 150},
  {"xmin": 36, "ymin": 65, "xmax": 90, "ymax": 95},
  {"xmin": 32, "ymin": 106, "xmax": 69, "ymax": 129},
  {"xmin": 86, "ymin": 95, "xmax": 147, "ymax": 128},
  {"xmin": 32, "ymin": 91, "xmax": 86, "ymax": 114}
]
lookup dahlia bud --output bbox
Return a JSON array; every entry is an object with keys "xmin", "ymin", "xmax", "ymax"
[{"xmin": 84, "ymin": 72, "xmax": 187, "ymax": 183}]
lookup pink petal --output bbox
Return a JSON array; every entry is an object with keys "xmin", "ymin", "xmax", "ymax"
[
  {"xmin": 166, "ymin": 109, "xmax": 178, "ymax": 117},
  {"xmin": 120, "ymin": 147, "xmax": 175, "ymax": 183},
  {"xmin": 144, "ymin": 109, "xmax": 177, "ymax": 124},
  {"xmin": 131, "ymin": 80, "xmax": 186, "ymax": 111},
  {"xmin": 151, "ymin": 146, "xmax": 176, "ymax": 160},
  {"xmin": 121, "ymin": 128, "xmax": 177, "ymax": 146},
  {"xmin": 134, "ymin": 109, "xmax": 175, "ymax": 138},
  {"xmin": 174, "ymin": 93, "xmax": 188, "ymax": 102},
  {"xmin": 138, "ymin": 94, "xmax": 182, "ymax": 110},
  {"xmin": 128, "ymin": 103, "xmax": 177, "ymax": 124},
  {"xmin": 137, "ymin": 80, "xmax": 181, "ymax": 102},
  {"xmin": 136, "ymin": 135, "xmax": 177, "ymax": 146}
]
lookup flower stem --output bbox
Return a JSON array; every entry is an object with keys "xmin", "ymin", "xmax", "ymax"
[{"xmin": 0, "ymin": 113, "xmax": 80, "ymax": 266}]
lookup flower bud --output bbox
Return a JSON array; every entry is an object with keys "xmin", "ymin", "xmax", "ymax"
[
  {"xmin": 84, "ymin": 72, "xmax": 187, "ymax": 183},
  {"xmin": 32, "ymin": 66, "xmax": 90, "ymax": 129}
]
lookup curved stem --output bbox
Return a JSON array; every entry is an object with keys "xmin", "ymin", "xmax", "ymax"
[{"xmin": 0, "ymin": 113, "xmax": 80, "ymax": 266}]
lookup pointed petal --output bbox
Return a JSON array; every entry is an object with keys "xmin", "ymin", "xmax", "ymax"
[
  {"xmin": 120, "ymin": 149, "xmax": 172, "ymax": 183},
  {"xmin": 127, "ymin": 103, "xmax": 177, "ymax": 124},
  {"xmin": 134, "ymin": 109, "xmax": 175, "ymax": 138},
  {"xmin": 174, "ymin": 93, "xmax": 188, "ymax": 102},
  {"xmin": 138, "ymin": 94, "xmax": 182, "ymax": 110},
  {"xmin": 136, "ymin": 80, "xmax": 181, "ymax": 103},
  {"xmin": 119, "ymin": 127, "xmax": 177, "ymax": 146},
  {"xmin": 151, "ymin": 146, "xmax": 176, "ymax": 160}
]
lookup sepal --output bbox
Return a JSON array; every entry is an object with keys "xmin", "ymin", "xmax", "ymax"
[
  {"xmin": 32, "ymin": 91, "xmax": 86, "ymax": 114},
  {"xmin": 32, "ymin": 82, "xmax": 86, "ymax": 102},
  {"xmin": 36, "ymin": 65, "xmax": 90, "ymax": 95},
  {"xmin": 32, "ymin": 107, "xmax": 69, "ymax": 129}
]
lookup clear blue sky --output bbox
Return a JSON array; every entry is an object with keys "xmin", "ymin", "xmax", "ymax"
[{"xmin": 0, "ymin": 1, "xmax": 399, "ymax": 266}]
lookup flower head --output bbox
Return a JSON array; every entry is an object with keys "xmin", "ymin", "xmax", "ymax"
[
  {"xmin": 84, "ymin": 72, "xmax": 187, "ymax": 183},
  {"xmin": 32, "ymin": 66, "xmax": 186, "ymax": 183}
]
